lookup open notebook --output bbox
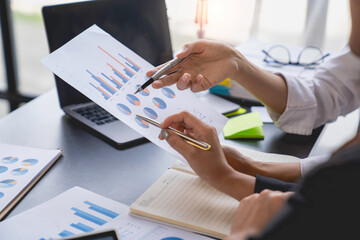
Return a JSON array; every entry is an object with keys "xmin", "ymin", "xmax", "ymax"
[
  {"xmin": 0, "ymin": 143, "xmax": 62, "ymax": 220},
  {"xmin": 130, "ymin": 145, "xmax": 300, "ymax": 239}
]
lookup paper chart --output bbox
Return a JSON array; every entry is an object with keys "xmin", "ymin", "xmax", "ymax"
[{"xmin": 42, "ymin": 25, "xmax": 228, "ymax": 162}]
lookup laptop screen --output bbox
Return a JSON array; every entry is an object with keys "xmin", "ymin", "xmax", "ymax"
[{"xmin": 42, "ymin": 0, "xmax": 173, "ymax": 108}]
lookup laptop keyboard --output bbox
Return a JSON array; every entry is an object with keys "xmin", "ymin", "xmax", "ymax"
[{"xmin": 74, "ymin": 105, "xmax": 118, "ymax": 126}]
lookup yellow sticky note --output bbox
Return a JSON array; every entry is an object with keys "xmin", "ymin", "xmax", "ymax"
[
  {"xmin": 223, "ymin": 112, "xmax": 264, "ymax": 140},
  {"xmin": 224, "ymin": 107, "xmax": 247, "ymax": 117}
]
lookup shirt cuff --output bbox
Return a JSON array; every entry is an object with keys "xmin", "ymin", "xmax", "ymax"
[
  {"xmin": 266, "ymin": 74, "xmax": 318, "ymax": 135},
  {"xmin": 255, "ymin": 174, "xmax": 296, "ymax": 193},
  {"xmin": 300, "ymin": 154, "xmax": 331, "ymax": 176}
]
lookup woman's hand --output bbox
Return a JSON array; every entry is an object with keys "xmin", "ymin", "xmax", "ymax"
[
  {"xmin": 159, "ymin": 111, "xmax": 255, "ymax": 200},
  {"xmin": 147, "ymin": 40, "xmax": 244, "ymax": 92},
  {"xmin": 147, "ymin": 39, "xmax": 287, "ymax": 114},
  {"xmin": 226, "ymin": 190, "xmax": 293, "ymax": 240},
  {"xmin": 159, "ymin": 111, "xmax": 233, "ymax": 184}
]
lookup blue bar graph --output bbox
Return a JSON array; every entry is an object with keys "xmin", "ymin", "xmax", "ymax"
[
  {"xmin": 101, "ymin": 73, "xmax": 122, "ymax": 89},
  {"xmin": 86, "ymin": 70, "xmax": 116, "ymax": 95},
  {"xmin": 58, "ymin": 230, "xmax": 75, "ymax": 237},
  {"xmin": 71, "ymin": 222, "xmax": 94, "ymax": 232},
  {"xmin": 124, "ymin": 68, "xmax": 134, "ymax": 78},
  {"xmin": 71, "ymin": 207, "xmax": 107, "ymax": 226},
  {"xmin": 90, "ymin": 83, "xmax": 110, "ymax": 100},
  {"xmin": 84, "ymin": 201, "xmax": 119, "ymax": 218},
  {"xmin": 119, "ymin": 54, "xmax": 140, "ymax": 72},
  {"xmin": 113, "ymin": 70, "xmax": 129, "ymax": 83}
]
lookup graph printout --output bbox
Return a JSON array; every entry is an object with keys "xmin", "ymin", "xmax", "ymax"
[
  {"xmin": 42, "ymin": 25, "xmax": 228, "ymax": 162},
  {"xmin": 0, "ymin": 186, "xmax": 211, "ymax": 240},
  {"xmin": 0, "ymin": 143, "xmax": 61, "ymax": 216}
]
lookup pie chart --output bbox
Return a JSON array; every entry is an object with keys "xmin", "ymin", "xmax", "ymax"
[
  {"xmin": 152, "ymin": 97, "xmax": 167, "ymax": 109},
  {"xmin": 143, "ymin": 107, "xmax": 158, "ymax": 120},
  {"xmin": 126, "ymin": 94, "xmax": 141, "ymax": 106},
  {"xmin": 0, "ymin": 192, "xmax": 4, "ymax": 199},
  {"xmin": 161, "ymin": 238, "xmax": 183, "ymax": 240},
  {"xmin": 22, "ymin": 159, "xmax": 38, "ymax": 166},
  {"xmin": 1, "ymin": 156, "xmax": 18, "ymax": 164},
  {"xmin": 0, "ymin": 166, "xmax": 7, "ymax": 174},
  {"xmin": 162, "ymin": 87, "xmax": 176, "ymax": 99},
  {"xmin": 117, "ymin": 103, "xmax": 132, "ymax": 115},
  {"xmin": 11, "ymin": 168, "xmax": 28, "ymax": 176},
  {"xmin": 0, "ymin": 179, "xmax": 17, "ymax": 188},
  {"xmin": 136, "ymin": 84, "xmax": 150, "ymax": 96},
  {"xmin": 135, "ymin": 116, "xmax": 150, "ymax": 128}
]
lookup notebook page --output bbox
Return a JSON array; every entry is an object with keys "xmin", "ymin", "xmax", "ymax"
[{"xmin": 130, "ymin": 169, "xmax": 239, "ymax": 239}]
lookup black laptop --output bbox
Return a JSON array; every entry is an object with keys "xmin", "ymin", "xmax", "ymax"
[{"xmin": 42, "ymin": 0, "xmax": 173, "ymax": 149}]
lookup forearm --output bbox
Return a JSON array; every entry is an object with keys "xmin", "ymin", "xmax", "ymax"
[
  {"xmin": 229, "ymin": 50, "xmax": 288, "ymax": 114},
  {"xmin": 212, "ymin": 170, "xmax": 256, "ymax": 201},
  {"xmin": 248, "ymin": 161, "xmax": 301, "ymax": 183},
  {"xmin": 225, "ymin": 150, "xmax": 301, "ymax": 183},
  {"xmin": 350, "ymin": 0, "xmax": 360, "ymax": 57}
]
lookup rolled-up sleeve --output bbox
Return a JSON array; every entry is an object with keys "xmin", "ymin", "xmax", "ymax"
[{"xmin": 267, "ymin": 47, "xmax": 360, "ymax": 135}]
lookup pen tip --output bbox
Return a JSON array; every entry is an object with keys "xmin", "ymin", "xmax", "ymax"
[{"xmin": 134, "ymin": 89, "xmax": 140, "ymax": 94}]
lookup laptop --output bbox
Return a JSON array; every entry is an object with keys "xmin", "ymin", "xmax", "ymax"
[{"xmin": 42, "ymin": 0, "xmax": 173, "ymax": 149}]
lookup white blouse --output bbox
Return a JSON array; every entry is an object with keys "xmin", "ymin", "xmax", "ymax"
[
  {"xmin": 267, "ymin": 46, "xmax": 360, "ymax": 175},
  {"xmin": 268, "ymin": 46, "xmax": 360, "ymax": 135}
]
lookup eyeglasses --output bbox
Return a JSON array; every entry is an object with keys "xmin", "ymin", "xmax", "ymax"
[{"xmin": 262, "ymin": 45, "xmax": 330, "ymax": 69}]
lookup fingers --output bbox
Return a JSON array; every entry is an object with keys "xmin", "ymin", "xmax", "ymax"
[
  {"xmin": 160, "ymin": 111, "xmax": 206, "ymax": 131},
  {"xmin": 176, "ymin": 73, "xmax": 191, "ymax": 90},
  {"xmin": 176, "ymin": 40, "xmax": 208, "ymax": 58},
  {"xmin": 148, "ymin": 40, "xmax": 212, "ymax": 91},
  {"xmin": 190, "ymin": 74, "xmax": 206, "ymax": 92},
  {"xmin": 160, "ymin": 129, "xmax": 197, "ymax": 160},
  {"xmin": 151, "ymin": 70, "xmax": 184, "ymax": 89},
  {"xmin": 146, "ymin": 62, "xmax": 166, "ymax": 77}
]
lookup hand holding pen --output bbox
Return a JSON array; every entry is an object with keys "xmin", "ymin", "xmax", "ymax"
[
  {"xmin": 136, "ymin": 114, "xmax": 211, "ymax": 150},
  {"xmin": 145, "ymin": 40, "xmax": 242, "ymax": 93},
  {"xmin": 135, "ymin": 54, "xmax": 193, "ymax": 94},
  {"xmin": 157, "ymin": 111, "xmax": 236, "ymax": 190}
]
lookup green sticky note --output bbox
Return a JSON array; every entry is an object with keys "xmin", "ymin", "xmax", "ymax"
[
  {"xmin": 223, "ymin": 112, "xmax": 264, "ymax": 140},
  {"xmin": 224, "ymin": 107, "xmax": 247, "ymax": 117}
]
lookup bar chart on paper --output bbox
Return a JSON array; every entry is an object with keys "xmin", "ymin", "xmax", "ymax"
[
  {"xmin": 87, "ymin": 45, "xmax": 142, "ymax": 101},
  {"xmin": 39, "ymin": 200, "xmax": 120, "ymax": 239},
  {"xmin": 41, "ymin": 25, "xmax": 229, "ymax": 164},
  {"xmin": 0, "ymin": 187, "xmax": 212, "ymax": 240}
]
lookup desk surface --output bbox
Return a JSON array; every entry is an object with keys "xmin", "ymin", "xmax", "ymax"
[{"xmin": 0, "ymin": 90, "xmax": 322, "ymax": 220}]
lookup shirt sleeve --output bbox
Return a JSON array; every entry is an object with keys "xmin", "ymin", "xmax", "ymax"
[
  {"xmin": 247, "ymin": 144, "xmax": 360, "ymax": 240},
  {"xmin": 267, "ymin": 46, "xmax": 360, "ymax": 135},
  {"xmin": 300, "ymin": 154, "xmax": 330, "ymax": 176},
  {"xmin": 255, "ymin": 174, "xmax": 296, "ymax": 193}
]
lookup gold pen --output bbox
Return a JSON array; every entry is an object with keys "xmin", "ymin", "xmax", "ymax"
[{"xmin": 136, "ymin": 114, "xmax": 211, "ymax": 151}]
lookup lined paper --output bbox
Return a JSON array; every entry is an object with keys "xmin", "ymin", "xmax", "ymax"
[{"xmin": 130, "ymin": 169, "xmax": 239, "ymax": 239}]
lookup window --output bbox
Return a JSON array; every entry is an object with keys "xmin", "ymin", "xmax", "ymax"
[
  {"xmin": 0, "ymin": 0, "xmax": 352, "ymax": 118},
  {"xmin": 166, "ymin": 0, "xmax": 350, "ymax": 51}
]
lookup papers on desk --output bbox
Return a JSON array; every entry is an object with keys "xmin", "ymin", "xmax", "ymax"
[
  {"xmin": 0, "ymin": 186, "xmax": 211, "ymax": 240},
  {"xmin": 210, "ymin": 39, "xmax": 330, "ymax": 102},
  {"xmin": 0, "ymin": 143, "xmax": 62, "ymax": 220},
  {"xmin": 235, "ymin": 38, "xmax": 319, "ymax": 78},
  {"xmin": 250, "ymin": 106, "xmax": 273, "ymax": 123},
  {"xmin": 42, "ymin": 25, "xmax": 227, "ymax": 163},
  {"xmin": 196, "ymin": 91, "xmax": 240, "ymax": 114}
]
